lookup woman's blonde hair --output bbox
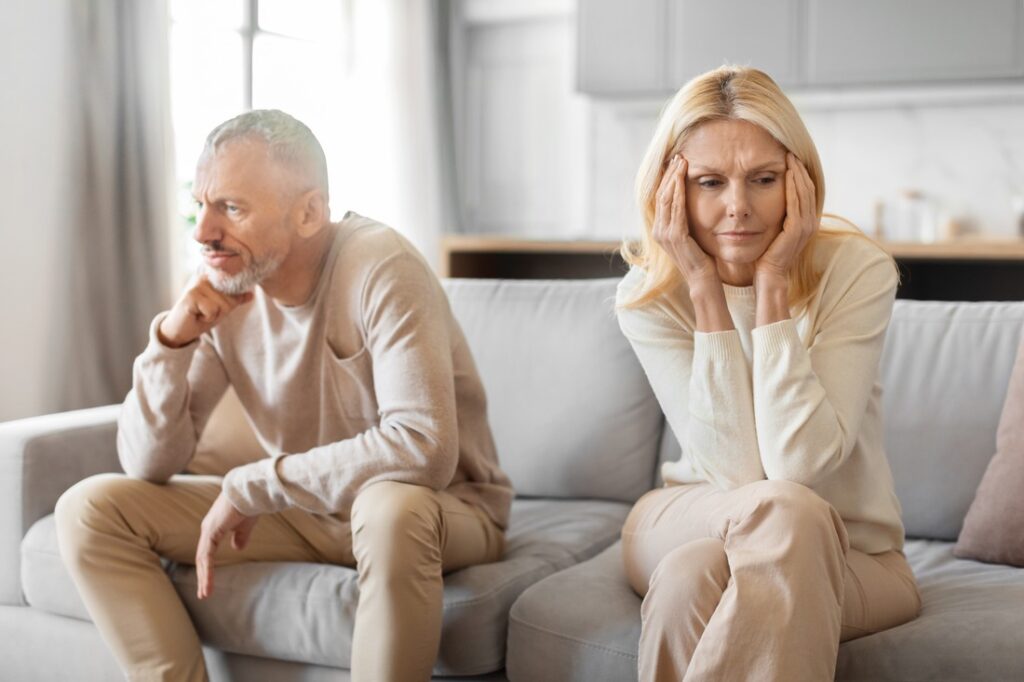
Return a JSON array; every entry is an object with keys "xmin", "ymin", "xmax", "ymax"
[{"xmin": 620, "ymin": 65, "xmax": 881, "ymax": 310}]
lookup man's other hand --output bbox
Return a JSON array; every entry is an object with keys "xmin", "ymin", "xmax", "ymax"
[
  {"xmin": 195, "ymin": 491, "xmax": 259, "ymax": 600},
  {"xmin": 158, "ymin": 275, "xmax": 253, "ymax": 348}
]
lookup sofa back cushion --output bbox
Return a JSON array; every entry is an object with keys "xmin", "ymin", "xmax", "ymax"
[
  {"xmin": 881, "ymin": 299, "xmax": 1024, "ymax": 540},
  {"xmin": 443, "ymin": 278, "xmax": 662, "ymax": 502}
]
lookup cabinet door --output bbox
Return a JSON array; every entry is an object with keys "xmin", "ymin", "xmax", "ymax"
[
  {"xmin": 577, "ymin": 0, "xmax": 667, "ymax": 95},
  {"xmin": 669, "ymin": 0, "xmax": 802, "ymax": 89},
  {"xmin": 807, "ymin": 0, "xmax": 1024, "ymax": 86}
]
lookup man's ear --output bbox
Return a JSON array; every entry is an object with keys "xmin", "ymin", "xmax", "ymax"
[{"xmin": 294, "ymin": 189, "xmax": 328, "ymax": 238}]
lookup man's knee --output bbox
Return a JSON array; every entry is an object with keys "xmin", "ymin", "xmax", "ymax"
[
  {"xmin": 350, "ymin": 481, "xmax": 443, "ymax": 563},
  {"xmin": 56, "ymin": 474, "xmax": 138, "ymax": 557},
  {"xmin": 56, "ymin": 473, "xmax": 135, "ymax": 527}
]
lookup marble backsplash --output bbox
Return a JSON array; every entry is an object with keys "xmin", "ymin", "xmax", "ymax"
[{"xmin": 587, "ymin": 89, "xmax": 1024, "ymax": 242}]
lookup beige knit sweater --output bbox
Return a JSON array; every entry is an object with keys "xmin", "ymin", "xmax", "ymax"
[
  {"xmin": 616, "ymin": 233, "xmax": 905, "ymax": 554},
  {"xmin": 117, "ymin": 212, "xmax": 514, "ymax": 529}
]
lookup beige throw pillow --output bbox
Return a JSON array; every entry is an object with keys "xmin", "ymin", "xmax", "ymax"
[
  {"xmin": 187, "ymin": 386, "xmax": 267, "ymax": 476},
  {"xmin": 953, "ymin": 336, "xmax": 1024, "ymax": 566}
]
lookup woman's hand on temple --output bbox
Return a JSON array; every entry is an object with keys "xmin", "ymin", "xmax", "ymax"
[
  {"xmin": 653, "ymin": 155, "xmax": 719, "ymax": 289},
  {"xmin": 755, "ymin": 152, "xmax": 818, "ymax": 284}
]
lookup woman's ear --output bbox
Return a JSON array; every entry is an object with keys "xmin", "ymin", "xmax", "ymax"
[{"xmin": 294, "ymin": 189, "xmax": 327, "ymax": 238}]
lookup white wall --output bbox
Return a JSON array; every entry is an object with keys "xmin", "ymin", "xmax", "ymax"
[
  {"xmin": 453, "ymin": 0, "xmax": 1024, "ymax": 242},
  {"xmin": 0, "ymin": 1, "xmax": 72, "ymax": 421}
]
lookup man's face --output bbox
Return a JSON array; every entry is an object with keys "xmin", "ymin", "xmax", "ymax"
[{"xmin": 192, "ymin": 138, "xmax": 293, "ymax": 295}]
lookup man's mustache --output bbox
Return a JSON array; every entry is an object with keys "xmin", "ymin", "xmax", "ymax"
[{"xmin": 201, "ymin": 241, "xmax": 239, "ymax": 257}]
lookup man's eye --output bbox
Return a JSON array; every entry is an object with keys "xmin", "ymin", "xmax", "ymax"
[{"xmin": 225, "ymin": 204, "xmax": 239, "ymax": 213}]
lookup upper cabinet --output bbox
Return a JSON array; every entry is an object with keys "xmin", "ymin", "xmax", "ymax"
[
  {"xmin": 577, "ymin": 0, "xmax": 667, "ymax": 95},
  {"xmin": 669, "ymin": 0, "xmax": 801, "ymax": 88},
  {"xmin": 577, "ymin": 0, "xmax": 1024, "ymax": 95},
  {"xmin": 807, "ymin": 0, "xmax": 1024, "ymax": 86}
]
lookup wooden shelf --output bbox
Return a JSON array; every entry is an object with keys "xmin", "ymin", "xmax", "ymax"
[{"xmin": 441, "ymin": 234, "xmax": 1024, "ymax": 301}]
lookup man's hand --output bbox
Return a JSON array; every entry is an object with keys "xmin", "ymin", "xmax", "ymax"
[
  {"xmin": 195, "ymin": 492, "xmax": 259, "ymax": 600},
  {"xmin": 158, "ymin": 275, "xmax": 253, "ymax": 348}
]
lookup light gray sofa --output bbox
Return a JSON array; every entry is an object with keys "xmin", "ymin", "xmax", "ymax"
[{"xmin": 2, "ymin": 278, "xmax": 1024, "ymax": 681}]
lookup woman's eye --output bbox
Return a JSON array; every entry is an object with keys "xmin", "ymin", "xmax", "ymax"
[
  {"xmin": 754, "ymin": 176, "xmax": 776, "ymax": 185},
  {"xmin": 698, "ymin": 179, "xmax": 721, "ymax": 188}
]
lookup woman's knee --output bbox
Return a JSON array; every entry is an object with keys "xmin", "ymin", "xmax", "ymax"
[
  {"xmin": 640, "ymin": 538, "xmax": 729, "ymax": 602},
  {"xmin": 746, "ymin": 480, "xmax": 837, "ymax": 523}
]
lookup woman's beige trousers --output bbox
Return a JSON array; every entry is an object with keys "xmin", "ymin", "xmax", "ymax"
[{"xmin": 622, "ymin": 480, "xmax": 921, "ymax": 682}]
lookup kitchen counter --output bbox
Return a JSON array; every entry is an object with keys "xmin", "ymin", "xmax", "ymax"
[{"xmin": 440, "ymin": 234, "xmax": 1024, "ymax": 301}]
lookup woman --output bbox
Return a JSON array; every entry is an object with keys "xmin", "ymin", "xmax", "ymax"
[{"xmin": 616, "ymin": 65, "xmax": 921, "ymax": 682}]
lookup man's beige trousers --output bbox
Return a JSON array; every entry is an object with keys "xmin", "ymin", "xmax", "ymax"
[
  {"xmin": 55, "ymin": 474, "xmax": 505, "ymax": 682},
  {"xmin": 622, "ymin": 480, "xmax": 921, "ymax": 682}
]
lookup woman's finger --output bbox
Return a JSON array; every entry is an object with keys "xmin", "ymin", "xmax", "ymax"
[
  {"xmin": 670, "ymin": 159, "xmax": 687, "ymax": 237},
  {"xmin": 785, "ymin": 155, "xmax": 799, "ymax": 229},
  {"xmin": 655, "ymin": 172, "xmax": 677, "ymax": 236}
]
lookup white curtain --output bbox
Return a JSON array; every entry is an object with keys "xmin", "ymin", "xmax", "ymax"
[
  {"xmin": 331, "ymin": 0, "xmax": 459, "ymax": 268},
  {"xmin": 55, "ymin": 0, "xmax": 174, "ymax": 410}
]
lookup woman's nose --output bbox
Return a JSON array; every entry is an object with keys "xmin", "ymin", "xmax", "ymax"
[{"xmin": 726, "ymin": 185, "xmax": 752, "ymax": 219}]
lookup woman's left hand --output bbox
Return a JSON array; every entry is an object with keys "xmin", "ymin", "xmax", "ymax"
[{"xmin": 755, "ymin": 152, "xmax": 818, "ymax": 282}]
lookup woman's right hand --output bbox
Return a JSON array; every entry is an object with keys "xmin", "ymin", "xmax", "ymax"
[{"xmin": 652, "ymin": 155, "xmax": 719, "ymax": 289}]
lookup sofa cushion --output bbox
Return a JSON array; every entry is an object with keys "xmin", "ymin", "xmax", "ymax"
[
  {"xmin": 443, "ymin": 279, "xmax": 662, "ymax": 502},
  {"xmin": 953, "ymin": 330, "xmax": 1024, "ymax": 567},
  {"xmin": 23, "ymin": 497, "xmax": 628, "ymax": 675},
  {"xmin": 506, "ymin": 539, "xmax": 1024, "ymax": 682},
  {"xmin": 881, "ymin": 300, "xmax": 1024, "ymax": 541}
]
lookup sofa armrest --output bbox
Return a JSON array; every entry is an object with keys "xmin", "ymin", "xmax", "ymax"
[{"xmin": 0, "ymin": 404, "xmax": 122, "ymax": 605}]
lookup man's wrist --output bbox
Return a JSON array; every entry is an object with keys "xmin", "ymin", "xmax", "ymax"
[{"xmin": 156, "ymin": 316, "xmax": 194, "ymax": 349}]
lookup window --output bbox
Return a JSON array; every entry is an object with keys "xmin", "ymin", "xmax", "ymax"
[{"xmin": 169, "ymin": 0, "xmax": 348, "ymax": 273}]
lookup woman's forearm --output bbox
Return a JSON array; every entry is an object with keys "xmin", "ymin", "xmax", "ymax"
[
  {"xmin": 755, "ymin": 274, "xmax": 791, "ymax": 327},
  {"xmin": 689, "ymin": 278, "xmax": 735, "ymax": 333}
]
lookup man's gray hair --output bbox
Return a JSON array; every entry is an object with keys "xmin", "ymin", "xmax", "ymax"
[{"xmin": 202, "ymin": 109, "xmax": 329, "ymax": 198}]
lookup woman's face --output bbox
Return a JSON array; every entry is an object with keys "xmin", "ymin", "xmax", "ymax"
[{"xmin": 678, "ymin": 118, "xmax": 789, "ymax": 286}]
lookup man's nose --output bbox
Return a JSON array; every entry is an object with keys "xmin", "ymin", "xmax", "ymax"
[{"xmin": 192, "ymin": 206, "xmax": 222, "ymax": 244}]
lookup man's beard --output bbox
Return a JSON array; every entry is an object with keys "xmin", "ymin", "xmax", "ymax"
[{"xmin": 202, "ymin": 250, "xmax": 283, "ymax": 295}]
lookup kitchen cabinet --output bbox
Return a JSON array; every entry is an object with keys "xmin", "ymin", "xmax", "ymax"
[
  {"xmin": 577, "ymin": 0, "xmax": 666, "ymax": 95},
  {"xmin": 807, "ymin": 0, "xmax": 1024, "ymax": 86},
  {"xmin": 577, "ymin": 0, "xmax": 1024, "ymax": 95},
  {"xmin": 669, "ymin": 0, "xmax": 801, "ymax": 88}
]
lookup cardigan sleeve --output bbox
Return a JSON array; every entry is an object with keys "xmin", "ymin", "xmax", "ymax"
[
  {"xmin": 616, "ymin": 276, "xmax": 765, "ymax": 489},
  {"xmin": 751, "ymin": 247, "xmax": 898, "ymax": 486}
]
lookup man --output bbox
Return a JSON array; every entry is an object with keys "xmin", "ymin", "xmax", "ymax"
[{"xmin": 55, "ymin": 110, "xmax": 514, "ymax": 682}]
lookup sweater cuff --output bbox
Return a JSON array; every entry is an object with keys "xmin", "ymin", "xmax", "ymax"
[
  {"xmin": 693, "ymin": 329, "xmax": 744, "ymax": 362},
  {"xmin": 222, "ymin": 454, "xmax": 292, "ymax": 516},
  {"xmin": 145, "ymin": 312, "xmax": 201, "ymax": 355},
  {"xmin": 752, "ymin": 319, "xmax": 801, "ymax": 357}
]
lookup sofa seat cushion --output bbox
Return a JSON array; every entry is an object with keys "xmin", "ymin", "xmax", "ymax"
[
  {"xmin": 506, "ymin": 539, "xmax": 1024, "ymax": 682},
  {"xmin": 23, "ymin": 497, "xmax": 628, "ymax": 676}
]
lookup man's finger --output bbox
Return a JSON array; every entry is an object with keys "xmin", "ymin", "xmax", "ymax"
[
  {"xmin": 231, "ymin": 522, "xmax": 252, "ymax": 551},
  {"xmin": 196, "ymin": 535, "xmax": 216, "ymax": 599}
]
